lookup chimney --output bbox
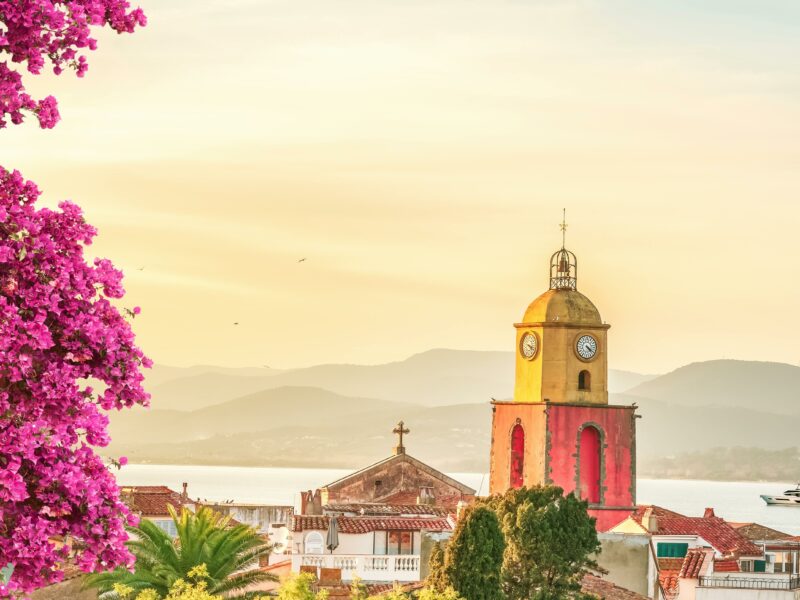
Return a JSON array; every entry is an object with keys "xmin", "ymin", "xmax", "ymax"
[
  {"xmin": 181, "ymin": 482, "xmax": 188, "ymax": 501},
  {"xmin": 703, "ymin": 507, "xmax": 715, "ymax": 519},
  {"xmin": 642, "ymin": 507, "xmax": 658, "ymax": 533},
  {"xmin": 456, "ymin": 500, "xmax": 468, "ymax": 520}
]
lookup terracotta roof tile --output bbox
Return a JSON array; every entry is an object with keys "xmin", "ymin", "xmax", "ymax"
[
  {"xmin": 713, "ymin": 559, "xmax": 740, "ymax": 572},
  {"xmin": 679, "ymin": 549, "xmax": 707, "ymax": 578},
  {"xmin": 658, "ymin": 572, "xmax": 679, "ymax": 599},
  {"xmin": 378, "ymin": 491, "xmax": 472, "ymax": 510},
  {"xmin": 120, "ymin": 485, "xmax": 188, "ymax": 517},
  {"xmin": 581, "ymin": 574, "xmax": 649, "ymax": 600},
  {"xmin": 631, "ymin": 505, "xmax": 761, "ymax": 557},
  {"xmin": 657, "ymin": 558, "xmax": 684, "ymax": 572},
  {"xmin": 727, "ymin": 522, "xmax": 793, "ymax": 542},
  {"xmin": 324, "ymin": 503, "xmax": 449, "ymax": 516},
  {"xmin": 292, "ymin": 515, "xmax": 452, "ymax": 533}
]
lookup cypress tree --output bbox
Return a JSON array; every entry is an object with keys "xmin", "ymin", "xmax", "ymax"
[
  {"xmin": 442, "ymin": 506, "xmax": 505, "ymax": 600},
  {"xmin": 427, "ymin": 542, "xmax": 449, "ymax": 592}
]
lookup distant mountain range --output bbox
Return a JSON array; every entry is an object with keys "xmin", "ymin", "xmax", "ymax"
[
  {"xmin": 142, "ymin": 349, "xmax": 656, "ymax": 411},
  {"xmin": 105, "ymin": 351, "xmax": 800, "ymax": 479}
]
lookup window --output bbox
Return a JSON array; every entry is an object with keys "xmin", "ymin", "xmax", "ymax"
[
  {"xmin": 419, "ymin": 486, "xmax": 435, "ymax": 504},
  {"xmin": 578, "ymin": 425, "xmax": 602, "ymax": 504},
  {"xmin": 386, "ymin": 531, "xmax": 414, "ymax": 555},
  {"xmin": 374, "ymin": 531, "xmax": 387, "ymax": 555},
  {"xmin": 656, "ymin": 543, "xmax": 689, "ymax": 558},
  {"xmin": 754, "ymin": 560, "xmax": 766, "ymax": 572},
  {"xmin": 152, "ymin": 519, "xmax": 177, "ymax": 538},
  {"xmin": 578, "ymin": 370, "xmax": 591, "ymax": 391},
  {"xmin": 510, "ymin": 424, "xmax": 524, "ymax": 489},
  {"xmin": 304, "ymin": 531, "xmax": 324, "ymax": 554},
  {"xmin": 771, "ymin": 552, "xmax": 794, "ymax": 573}
]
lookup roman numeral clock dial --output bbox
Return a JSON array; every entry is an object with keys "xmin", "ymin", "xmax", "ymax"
[
  {"xmin": 576, "ymin": 334, "xmax": 598, "ymax": 360},
  {"xmin": 520, "ymin": 332, "xmax": 538, "ymax": 360}
]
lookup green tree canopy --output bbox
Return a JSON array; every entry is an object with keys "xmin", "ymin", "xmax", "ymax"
[
  {"xmin": 436, "ymin": 506, "xmax": 505, "ymax": 600},
  {"xmin": 85, "ymin": 506, "xmax": 275, "ymax": 599},
  {"xmin": 485, "ymin": 486, "xmax": 600, "ymax": 600},
  {"xmin": 425, "ymin": 543, "xmax": 449, "ymax": 593},
  {"xmin": 275, "ymin": 573, "xmax": 329, "ymax": 600}
]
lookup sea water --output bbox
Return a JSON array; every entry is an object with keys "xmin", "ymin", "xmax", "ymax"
[{"xmin": 116, "ymin": 464, "xmax": 800, "ymax": 535}]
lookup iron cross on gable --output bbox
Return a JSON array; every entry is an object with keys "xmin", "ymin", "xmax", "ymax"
[{"xmin": 392, "ymin": 421, "xmax": 410, "ymax": 455}]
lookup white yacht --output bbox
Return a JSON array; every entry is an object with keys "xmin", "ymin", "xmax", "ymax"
[{"xmin": 761, "ymin": 485, "xmax": 800, "ymax": 506}]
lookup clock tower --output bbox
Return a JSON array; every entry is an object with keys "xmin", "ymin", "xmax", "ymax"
[{"xmin": 489, "ymin": 215, "xmax": 638, "ymax": 531}]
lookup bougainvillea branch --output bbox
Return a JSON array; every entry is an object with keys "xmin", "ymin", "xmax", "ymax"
[
  {"xmin": 0, "ymin": 0, "xmax": 146, "ymax": 128},
  {"xmin": 0, "ymin": 168, "xmax": 151, "ymax": 596}
]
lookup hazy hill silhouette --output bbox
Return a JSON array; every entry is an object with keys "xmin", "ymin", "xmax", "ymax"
[
  {"xmin": 106, "ymin": 353, "xmax": 800, "ymax": 477},
  {"xmin": 109, "ymin": 386, "xmax": 406, "ymax": 446},
  {"xmin": 145, "ymin": 349, "xmax": 655, "ymax": 411},
  {"xmin": 627, "ymin": 360, "xmax": 800, "ymax": 416}
]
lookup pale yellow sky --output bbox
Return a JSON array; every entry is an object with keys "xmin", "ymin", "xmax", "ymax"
[{"xmin": 2, "ymin": 0, "xmax": 799, "ymax": 373}]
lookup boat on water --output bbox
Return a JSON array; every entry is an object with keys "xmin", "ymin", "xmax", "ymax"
[{"xmin": 761, "ymin": 485, "xmax": 800, "ymax": 506}]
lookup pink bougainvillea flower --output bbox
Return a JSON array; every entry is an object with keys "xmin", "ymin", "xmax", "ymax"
[
  {"xmin": 0, "ymin": 0, "xmax": 146, "ymax": 129},
  {"xmin": 0, "ymin": 168, "xmax": 150, "ymax": 595}
]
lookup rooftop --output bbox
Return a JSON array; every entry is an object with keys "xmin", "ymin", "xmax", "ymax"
[
  {"xmin": 324, "ymin": 503, "xmax": 450, "ymax": 517},
  {"xmin": 120, "ymin": 485, "xmax": 189, "ymax": 518},
  {"xmin": 626, "ymin": 505, "xmax": 762, "ymax": 557},
  {"xmin": 292, "ymin": 514, "xmax": 453, "ymax": 534}
]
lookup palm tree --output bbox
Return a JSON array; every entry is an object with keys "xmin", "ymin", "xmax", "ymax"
[{"xmin": 86, "ymin": 506, "xmax": 275, "ymax": 599}]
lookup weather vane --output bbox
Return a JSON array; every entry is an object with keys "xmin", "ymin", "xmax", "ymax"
[{"xmin": 559, "ymin": 208, "xmax": 568, "ymax": 248}]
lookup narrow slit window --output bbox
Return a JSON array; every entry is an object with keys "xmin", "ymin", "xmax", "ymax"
[{"xmin": 578, "ymin": 370, "xmax": 591, "ymax": 391}]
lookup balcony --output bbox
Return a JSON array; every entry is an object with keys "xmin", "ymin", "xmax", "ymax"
[
  {"xmin": 698, "ymin": 575, "xmax": 800, "ymax": 591},
  {"xmin": 291, "ymin": 554, "xmax": 422, "ymax": 582}
]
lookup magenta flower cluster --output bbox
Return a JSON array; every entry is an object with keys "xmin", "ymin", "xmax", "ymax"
[
  {"xmin": 0, "ymin": 167, "xmax": 151, "ymax": 596},
  {"xmin": 0, "ymin": 0, "xmax": 146, "ymax": 128}
]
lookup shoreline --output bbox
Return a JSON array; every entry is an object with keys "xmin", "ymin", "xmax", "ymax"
[{"xmin": 112, "ymin": 460, "xmax": 796, "ymax": 486}]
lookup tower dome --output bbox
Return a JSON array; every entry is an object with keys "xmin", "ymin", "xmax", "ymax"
[
  {"xmin": 519, "ymin": 210, "xmax": 601, "ymax": 325},
  {"xmin": 521, "ymin": 288, "xmax": 602, "ymax": 326}
]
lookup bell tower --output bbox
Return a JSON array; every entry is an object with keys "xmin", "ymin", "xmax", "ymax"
[
  {"xmin": 490, "ymin": 212, "xmax": 638, "ymax": 531},
  {"xmin": 513, "ymin": 212, "xmax": 610, "ymax": 406}
]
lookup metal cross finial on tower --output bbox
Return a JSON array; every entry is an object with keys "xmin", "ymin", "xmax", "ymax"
[
  {"xmin": 549, "ymin": 208, "xmax": 577, "ymax": 290},
  {"xmin": 392, "ymin": 421, "xmax": 410, "ymax": 455},
  {"xmin": 559, "ymin": 208, "xmax": 568, "ymax": 249}
]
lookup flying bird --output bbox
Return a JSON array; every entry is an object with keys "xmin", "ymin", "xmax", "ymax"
[
  {"xmin": 298, "ymin": 258, "xmax": 306, "ymax": 263},
  {"xmin": 137, "ymin": 267, "xmax": 145, "ymax": 271},
  {"xmin": 233, "ymin": 322, "xmax": 239, "ymax": 326}
]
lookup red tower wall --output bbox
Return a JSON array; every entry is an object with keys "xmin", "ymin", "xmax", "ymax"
[
  {"xmin": 490, "ymin": 402, "xmax": 636, "ymax": 531},
  {"xmin": 546, "ymin": 404, "xmax": 636, "ymax": 508},
  {"xmin": 489, "ymin": 403, "xmax": 547, "ymax": 494}
]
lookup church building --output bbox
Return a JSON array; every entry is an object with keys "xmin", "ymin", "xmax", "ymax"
[{"xmin": 489, "ymin": 219, "xmax": 638, "ymax": 531}]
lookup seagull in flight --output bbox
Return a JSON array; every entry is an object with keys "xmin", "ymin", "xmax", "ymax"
[
  {"xmin": 233, "ymin": 322, "xmax": 239, "ymax": 326},
  {"xmin": 298, "ymin": 258, "xmax": 306, "ymax": 263}
]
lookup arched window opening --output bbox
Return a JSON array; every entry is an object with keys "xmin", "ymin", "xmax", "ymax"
[
  {"xmin": 510, "ymin": 424, "xmax": 525, "ymax": 489},
  {"xmin": 579, "ymin": 425, "xmax": 601, "ymax": 504},
  {"xmin": 578, "ymin": 370, "xmax": 591, "ymax": 391},
  {"xmin": 304, "ymin": 531, "xmax": 324, "ymax": 554}
]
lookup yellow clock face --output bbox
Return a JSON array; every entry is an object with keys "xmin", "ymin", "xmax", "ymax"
[{"xmin": 520, "ymin": 332, "xmax": 538, "ymax": 360}]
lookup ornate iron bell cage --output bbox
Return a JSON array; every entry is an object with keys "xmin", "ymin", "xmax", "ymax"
[{"xmin": 549, "ymin": 247, "xmax": 577, "ymax": 290}]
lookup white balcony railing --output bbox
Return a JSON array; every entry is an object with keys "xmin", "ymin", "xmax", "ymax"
[
  {"xmin": 698, "ymin": 575, "xmax": 800, "ymax": 590},
  {"xmin": 293, "ymin": 554, "xmax": 421, "ymax": 582}
]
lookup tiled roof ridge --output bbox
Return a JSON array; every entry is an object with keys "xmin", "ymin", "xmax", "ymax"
[
  {"xmin": 678, "ymin": 548, "xmax": 707, "ymax": 578},
  {"xmin": 633, "ymin": 505, "xmax": 762, "ymax": 557},
  {"xmin": 323, "ymin": 502, "xmax": 450, "ymax": 515},
  {"xmin": 292, "ymin": 514, "xmax": 453, "ymax": 533},
  {"xmin": 322, "ymin": 453, "xmax": 475, "ymax": 495}
]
